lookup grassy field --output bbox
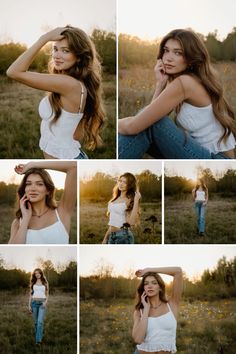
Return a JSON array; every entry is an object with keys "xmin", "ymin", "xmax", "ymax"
[
  {"xmin": 0, "ymin": 72, "xmax": 116, "ymax": 159},
  {"xmin": 164, "ymin": 196, "xmax": 236, "ymax": 244},
  {"xmin": 0, "ymin": 290, "xmax": 77, "ymax": 354},
  {"xmin": 80, "ymin": 298, "xmax": 236, "ymax": 354},
  {"xmin": 0, "ymin": 205, "xmax": 77, "ymax": 244},
  {"xmin": 119, "ymin": 62, "xmax": 236, "ymax": 118},
  {"xmin": 79, "ymin": 201, "xmax": 161, "ymax": 244}
]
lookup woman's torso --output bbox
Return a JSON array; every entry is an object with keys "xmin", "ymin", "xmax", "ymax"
[
  {"xmin": 25, "ymin": 209, "xmax": 69, "ymax": 244},
  {"xmin": 195, "ymin": 189, "xmax": 206, "ymax": 202},
  {"xmin": 39, "ymin": 82, "xmax": 86, "ymax": 159},
  {"xmin": 137, "ymin": 303, "xmax": 177, "ymax": 353},
  {"xmin": 108, "ymin": 199, "xmax": 128, "ymax": 228},
  {"xmin": 32, "ymin": 283, "xmax": 46, "ymax": 299},
  {"xmin": 176, "ymin": 102, "xmax": 236, "ymax": 154}
]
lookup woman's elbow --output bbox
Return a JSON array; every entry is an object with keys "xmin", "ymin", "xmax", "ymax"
[{"xmin": 6, "ymin": 67, "xmax": 17, "ymax": 80}]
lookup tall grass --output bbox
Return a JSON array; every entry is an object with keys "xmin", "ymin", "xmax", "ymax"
[
  {"xmin": 164, "ymin": 196, "xmax": 236, "ymax": 244},
  {"xmin": 79, "ymin": 201, "xmax": 161, "ymax": 244},
  {"xmin": 80, "ymin": 298, "xmax": 236, "ymax": 354},
  {"xmin": 0, "ymin": 290, "xmax": 77, "ymax": 354},
  {"xmin": 0, "ymin": 72, "xmax": 116, "ymax": 159}
]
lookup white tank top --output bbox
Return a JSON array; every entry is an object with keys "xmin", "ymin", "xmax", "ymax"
[
  {"xmin": 108, "ymin": 202, "xmax": 127, "ymax": 228},
  {"xmin": 32, "ymin": 284, "xmax": 46, "ymax": 298},
  {"xmin": 38, "ymin": 83, "xmax": 85, "ymax": 159},
  {"xmin": 25, "ymin": 209, "xmax": 69, "ymax": 244},
  {"xmin": 176, "ymin": 102, "xmax": 236, "ymax": 154},
  {"xmin": 195, "ymin": 190, "xmax": 206, "ymax": 201},
  {"xmin": 137, "ymin": 303, "xmax": 177, "ymax": 353}
]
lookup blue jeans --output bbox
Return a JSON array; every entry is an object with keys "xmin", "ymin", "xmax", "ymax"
[
  {"xmin": 31, "ymin": 300, "xmax": 46, "ymax": 343},
  {"xmin": 118, "ymin": 116, "xmax": 231, "ymax": 159},
  {"xmin": 194, "ymin": 202, "xmax": 207, "ymax": 233},
  {"xmin": 75, "ymin": 149, "xmax": 89, "ymax": 159},
  {"xmin": 108, "ymin": 229, "xmax": 134, "ymax": 244}
]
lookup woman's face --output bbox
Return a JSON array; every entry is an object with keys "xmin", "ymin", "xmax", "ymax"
[
  {"xmin": 52, "ymin": 38, "xmax": 77, "ymax": 71},
  {"xmin": 162, "ymin": 38, "xmax": 188, "ymax": 75},
  {"xmin": 24, "ymin": 174, "xmax": 48, "ymax": 204},
  {"xmin": 34, "ymin": 270, "xmax": 42, "ymax": 279},
  {"xmin": 143, "ymin": 275, "xmax": 160, "ymax": 297},
  {"xmin": 117, "ymin": 176, "xmax": 128, "ymax": 192}
]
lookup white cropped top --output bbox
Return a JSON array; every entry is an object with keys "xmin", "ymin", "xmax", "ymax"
[
  {"xmin": 25, "ymin": 209, "xmax": 69, "ymax": 244},
  {"xmin": 176, "ymin": 102, "xmax": 236, "ymax": 154},
  {"xmin": 137, "ymin": 303, "xmax": 177, "ymax": 353},
  {"xmin": 39, "ymin": 83, "xmax": 85, "ymax": 159},
  {"xmin": 32, "ymin": 284, "xmax": 46, "ymax": 299},
  {"xmin": 195, "ymin": 190, "xmax": 206, "ymax": 201},
  {"xmin": 108, "ymin": 202, "xmax": 127, "ymax": 228}
]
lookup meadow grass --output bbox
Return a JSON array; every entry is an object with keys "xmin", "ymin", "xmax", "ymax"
[
  {"xmin": 119, "ymin": 62, "xmax": 236, "ymax": 118},
  {"xmin": 0, "ymin": 290, "xmax": 77, "ymax": 354},
  {"xmin": 0, "ymin": 205, "xmax": 77, "ymax": 244},
  {"xmin": 164, "ymin": 196, "xmax": 236, "ymax": 244},
  {"xmin": 80, "ymin": 298, "xmax": 236, "ymax": 354},
  {"xmin": 0, "ymin": 72, "xmax": 116, "ymax": 159},
  {"xmin": 79, "ymin": 201, "xmax": 161, "ymax": 244}
]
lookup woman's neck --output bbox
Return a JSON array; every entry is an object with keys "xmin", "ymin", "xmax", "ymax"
[
  {"xmin": 149, "ymin": 295, "xmax": 162, "ymax": 308},
  {"xmin": 31, "ymin": 201, "xmax": 50, "ymax": 216}
]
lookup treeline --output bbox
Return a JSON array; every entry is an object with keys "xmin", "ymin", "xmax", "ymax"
[
  {"xmin": 119, "ymin": 28, "xmax": 236, "ymax": 68},
  {"xmin": 0, "ymin": 258, "xmax": 77, "ymax": 291},
  {"xmin": 0, "ymin": 181, "xmax": 63, "ymax": 206},
  {"xmin": 80, "ymin": 257, "xmax": 236, "ymax": 301},
  {"xmin": 0, "ymin": 29, "xmax": 115, "ymax": 75},
  {"xmin": 165, "ymin": 168, "xmax": 236, "ymax": 197},
  {"xmin": 80, "ymin": 170, "xmax": 161, "ymax": 202}
]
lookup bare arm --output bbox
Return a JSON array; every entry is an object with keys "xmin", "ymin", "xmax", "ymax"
[
  {"xmin": 151, "ymin": 59, "xmax": 169, "ymax": 101},
  {"xmin": 102, "ymin": 227, "xmax": 111, "ymax": 244},
  {"xmin": 6, "ymin": 28, "xmax": 79, "ymax": 94},
  {"xmin": 118, "ymin": 76, "xmax": 186, "ymax": 135},
  {"xmin": 126, "ymin": 191, "xmax": 141, "ymax": 226},
  {"xmin": 132, "ymin": 292, "xmax": 150, "ymax": 344}
]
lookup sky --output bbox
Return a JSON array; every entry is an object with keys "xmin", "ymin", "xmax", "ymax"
[
  {"xmin": 79, "ymin": 245, "xmax": 236, "ymax": 282},
  {"xmin": 0, "ymin": 245, "xmax": 77, "ymax": 272},
  {"xmin": 118, "ymin": 0, "xmax": 236, "ymax": 41},
  {"xmin": 0, "ymin": 160, "xmax": 70, "ymax": 189},
  {"xmin": 79, "ymin": 160, "xmax": 162, "ymax": 180},
  {"xmin": 0, "ymin": 0, "xmax": 116, "ymax": 46},
  {"xmin": 165, "ymin": 161, "xmax": 236, "ymax": 181}
]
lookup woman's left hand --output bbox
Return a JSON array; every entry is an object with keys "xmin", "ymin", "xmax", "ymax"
[
  {"xmin": 14, "ymin": 164, "xmax": 27, "ymax": 175},
  {"xmin": 134, "ymin": 190, "xmax": 141, "ymax": 202},
  {"xmin": 135, "ymin": 268, "xmax": 148, "ymax": 277}
]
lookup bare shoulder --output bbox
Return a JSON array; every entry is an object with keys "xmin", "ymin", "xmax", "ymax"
[
  {"xmin": 176, "ymin": 74, "xmax": 200, "ymax": 88},
  {"xmin": 133, "ymin": 309, "xmax": 141, "ymax": 320}
]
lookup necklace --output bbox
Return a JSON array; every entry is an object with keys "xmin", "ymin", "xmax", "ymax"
[
  {"xmin": 32, "ymin": 208, "xmax": 50, "ymax": 218},
  {"xmin": 150, "ymin": 301, "xmax": 162, "ymax": 309}
]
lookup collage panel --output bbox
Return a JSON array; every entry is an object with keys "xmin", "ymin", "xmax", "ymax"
[
  {"xmin": 79, "ymin": 160, "xmax": 162, "ymax": 244},
  {"xmin": 0, "ymin": 0, "xmax": 116, "ymax": 160},
  {"xmin": 0, "ymin": 160, "xmax": 77, "ymax": 244},
  {"xmin": 164, "ymin": 160, "xmax": 236, "ymax": 244},
  {"xmin": 0, "ymin": 245, "xmax": 77, "ymax": 352},
  {"xmin": 80, "ymin": 244, "xmax": 236, "ymax": 354},
  {"xmin": 118, "ymin": 0, "xmax": 236, "ymax": 160}
]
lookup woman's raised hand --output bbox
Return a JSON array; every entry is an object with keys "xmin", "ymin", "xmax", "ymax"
[
  {"xmin": 20, "ymin": 195, "xmax": 32, "ymax": 221},
  {"xmin": 154, "ymin": 59, "xmax": 169, "ymax": 88},
  {"xmin": 15, "ymin": 164, "xmax": 26, "ymax": 175},
  {"xmin": 43, "ymin": 27, "xmax": 66, "ymax": 42},
  {"xmin": 135, "ymin": 268, "xmax": 148, "ymax": 277},
  {"xmin": 141, "ymin": 291, "xmax": 150, "ymax": 311},
  {"xmin": 134, "ymin": 189, "xmax": 141, "ymax": 202}
]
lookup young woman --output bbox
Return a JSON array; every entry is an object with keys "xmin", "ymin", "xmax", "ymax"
[
  {"xmin": 6, "ymin": 26, "xmax": 105, "ymax": 159},
  {"xmin": 119, "ymin": 29, "xmax": 236, "ymax": 159},
  {"xmin": 28, "ymin": 268, "xmax": 49, "ymax": 346},
  {"xmin": 192, "ymin": 179, "xmax": 208, "ymax": 236},
  {"xmin": 8, "ymin": 161, "xmax": 76, "ymax": 244},
  {"xmin": 133, "ymin": 267, "xmax": 183, "ymax": 354},
  {"xmin": 102, "ymin": 173, "xmax": 141, "ymax": 244}
]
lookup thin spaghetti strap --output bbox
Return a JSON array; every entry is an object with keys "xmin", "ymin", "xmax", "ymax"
[
  {"xmin": 55, "ymin": 208, "xmax": 60, "ymax": 221},
  {"xmin": 166, "ymin": 302, "xmax": 171, "ymax": 311},
  {"xmin": 78, "ymin": 81, "xmax": 85, "ymax": 113}
]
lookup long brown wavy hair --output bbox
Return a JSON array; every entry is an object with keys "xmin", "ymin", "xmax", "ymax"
[
  {"xmin": 193, "ymin": 178, "xmax": 208, "ymax": 199},
  {"xmin": 16, "ymin": 168, "xmax": 57, "ymax": 219},
  {"xmin": 157, "ymin": 29, "xmax": 236, "ymax": 144},
  {"xmin": 30, "ymin": 268, "xmax": 48, "ymax": 295},
  {"xmin": 135, "ymin": 272, "xmax": 168, "ymax": 311},
  {"xmin": 48, "ymin": 25, "xmax": 105, "ymax": 150},
  {"xmin": 110, "ymin": 173, "xmax": 138, "ymax": 213}
]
